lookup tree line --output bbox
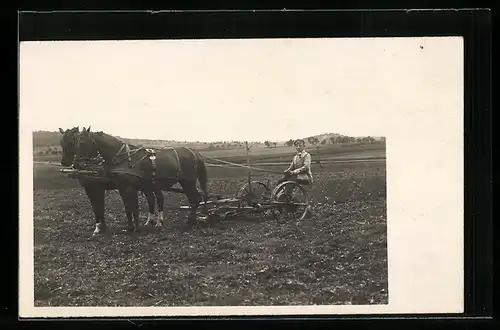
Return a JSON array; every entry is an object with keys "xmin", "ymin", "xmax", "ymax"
[{"xmin": 268, "ymin": 135, "xmax": 380, "ymax": 148}]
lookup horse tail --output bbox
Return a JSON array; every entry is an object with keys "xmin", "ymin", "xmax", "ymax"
[{"xmin": 196, "ymin": 152, "xmax": 209, "ymax": 202}]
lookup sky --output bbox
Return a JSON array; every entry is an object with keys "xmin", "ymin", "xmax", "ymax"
[{"xmin": 20, "ymin": 37, "xmax": 462, "ymax": 142}]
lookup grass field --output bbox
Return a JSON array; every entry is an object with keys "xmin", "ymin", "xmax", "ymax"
[{"xmin": 32, "ymin": 146, "xmax": 388, "ymax": 307}]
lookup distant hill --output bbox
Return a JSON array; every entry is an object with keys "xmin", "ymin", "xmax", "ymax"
[
  {"xmin": 301, "ymin": 132, "xmax": 384, "ymax": 143},
  {"xmin": 280, "ymin": 132, "xmax": 384, "ymax": 147},
  {"xmin": 301, "ymin": 132, "xmax": 340, "ymax": 144}
]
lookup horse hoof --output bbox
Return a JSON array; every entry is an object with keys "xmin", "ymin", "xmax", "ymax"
[
  {"xmin": 92, "ymin": 230, "xmax": 102, "ymax": 237},
  {"xmin": 89, "ymin": 230, "xmax": 102, "ymax": 240}
]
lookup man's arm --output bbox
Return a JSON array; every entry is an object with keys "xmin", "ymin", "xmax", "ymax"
[
  {"xmin": 284, "ymin": 156, "xmax": 295, "ymax": 173},
  {"xmin": 291, "ymin": 153, "xmax": 311, "ymax": 175}
]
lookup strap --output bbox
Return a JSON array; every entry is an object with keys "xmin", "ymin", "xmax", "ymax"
[
  {"xmin": 165, "ymin": 147, "xmax": 181, "ymax": 179},
  {"xmin": 292, "ymin": 152, "xmax": 306, "ymax": 169},
  {"xmin": 182, "ymin": 147, "xmax": 197, "ymax": 173},
  {"xmin": 111, "ymin": 143, "xmax": 145, "ymax": 167},
  {"xmin": 111, "ymin": 144, "xmax": 126, "ymax": 165},
  {"xmin": 125, "ymin": 144, "xmax": 131, "ymax": 167},
  {"xmin": 148, "ymin": 149, "xmax": 157, "ymax": 183}
]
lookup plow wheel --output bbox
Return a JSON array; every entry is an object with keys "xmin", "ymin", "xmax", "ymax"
[
  {"xmin": 236, "ymin": 181, "xmax": 272, "ymax": 219},
  {"xmin": 270, "ymin": 181, "xmax": 309, "ymax": 222},
  {"xmin": 236, "ymin": 181, "xmax": 272, "ymax": 207}
]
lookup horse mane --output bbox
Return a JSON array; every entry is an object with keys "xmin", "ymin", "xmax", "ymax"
[
  {"xmin": 60, "ymin": 126, "xmax": 78, "ymax": 135},
  {"xmin": 92, "ymin": 131, "xmax": 140, "ymax": 149},
  {"xmin": 93, "ymin": 131, "xmax": 117, "ymax": 140}
]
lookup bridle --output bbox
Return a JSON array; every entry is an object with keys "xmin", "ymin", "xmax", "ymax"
[
  {"xmin": 73, "ymin": 132, "xmax": 105, "ymax": 168},
  {"xmin": 61, "ymin": 131, "xmax": 79, "ymax": 157},
  {"xmin": 73, "ymin": 131, "xmax": 147, "ymax": 169}
]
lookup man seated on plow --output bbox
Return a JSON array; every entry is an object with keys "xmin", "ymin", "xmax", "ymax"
[
  {"xmin": 271, "ymin": 138, "xmax": 313, "ymax": 217},
  {"xmin": 280, "ymin": 138, "xmax": 313, "ymax": 186},
  {"xmin": 272, "ymin": 139, "xmax": 313, "ymax": 216}
]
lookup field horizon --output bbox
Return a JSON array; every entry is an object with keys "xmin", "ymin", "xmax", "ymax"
[
  {"xmin": 33, "ymin": 129, "xmax": 386, "ymax": 154},
  {"xmin": 34, "ymin": 135, "xmax": 386, "ymax": 166}
]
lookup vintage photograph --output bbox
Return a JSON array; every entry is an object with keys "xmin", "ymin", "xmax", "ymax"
[{"xmin": 20, "ymin": 37, "xmax": 463, "ymax": 317}]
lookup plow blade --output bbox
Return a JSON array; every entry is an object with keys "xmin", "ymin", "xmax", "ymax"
[{"xmin": 60, "ymin": 168, "xmax": 98, "ymax": 175}]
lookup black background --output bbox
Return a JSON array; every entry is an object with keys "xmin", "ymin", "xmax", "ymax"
[{"xmin": 6, "ymin": 6, "xmax": 494, "ymax": 330}]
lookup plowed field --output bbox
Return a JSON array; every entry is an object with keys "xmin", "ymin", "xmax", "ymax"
[{"xmin": 33, "ymin": 161, "xmax": 388, "ymax": 307}]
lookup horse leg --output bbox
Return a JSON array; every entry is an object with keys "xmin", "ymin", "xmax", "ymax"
[
  {"xmin": 196, "ymin": 153, "xmax": 209, "ymax": 204},
  {"xmin": 154, "ymin": 186, "xmax": 165, "ymax": 227},
  {"xmin": 143, "ymin": 189, "xmax": 157, "ymax": 227},
  {"xmin": 83, "ymin": 185, "xmax": 106, "ymax": 236},
  {"xmin": 128, "ymin": 188, "xmax": 140, "ymax": 232},
  {"xmin": 118, "ymin": 188, "xmax": 134, "ymax": 231},
  {"xmin": 179, "ymin": 179, "xmax": 202, "ymax": 228}
]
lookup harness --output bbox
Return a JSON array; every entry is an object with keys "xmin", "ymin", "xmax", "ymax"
[
  {"xmin": 113, "ymin": 144, "xmax": 185, "ymax": 181},
  {"xmin": 108, "ymin": 144, "xmax": 159, "ymax": 182},
  {"xmin": 163, "ymin": 147, "xmax": 182, "ymax": 178},
  {"xmin": 145, "ymin": 149, "xmax": 157, "ymax": 182},
  {"xmin": 75, "ymin": 133, "xmax": 189, "ymax": 182},
  {"xmin": 112, "ymin": 143, "xmax": 144, "ymax": 168}
]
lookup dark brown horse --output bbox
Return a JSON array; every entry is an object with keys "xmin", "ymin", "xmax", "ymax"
[
  {"xmin": 73, "ymin": 127, "xmax": 208, "ymax": 230},
  {"xmin": 59, "ymin": 127, "xmax": 164, "ymax": 237}
]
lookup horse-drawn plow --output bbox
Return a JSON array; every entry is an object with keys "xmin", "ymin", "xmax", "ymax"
[
  {"xmin": 173, "ymin": 179, "xmax": 310, "ymax": 224},
  {"xmin": 60, "ymin": 160, "xmax": 310, "ymax": 226}
]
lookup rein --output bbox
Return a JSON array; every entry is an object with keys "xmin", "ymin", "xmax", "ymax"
[
  {"xmin": 74, "ymin": 132, "xmax": 160, "ymax": 184},
  {"xmin": 200, "ymin": 155, "xmax": 284, "ymax": 175}
]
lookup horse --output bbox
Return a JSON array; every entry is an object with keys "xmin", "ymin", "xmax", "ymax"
[
  {"xmin": 59, "ymin": 127, "xmax": 164, "ymax": 237},
  {"xmin": 73, "ymin": 126, "xmax": 209, "ymax": 230}
]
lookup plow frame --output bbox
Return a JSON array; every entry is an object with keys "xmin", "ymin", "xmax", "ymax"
[{"xmin": 167, "ymin": 179, "xmax": 310, "ymax": 224}]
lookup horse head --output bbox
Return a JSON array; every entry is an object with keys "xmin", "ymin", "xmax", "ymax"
[
  {"xmin": 74, "ymin": 126, "xmax": 124, "ymax": 170},
  {"xmin": 59, "ymin": 126, "xmax": 80, "ymax": 167},
  {"xmin": 73, "ymin": 126, "xmax": 98, "ymax": 170}
]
